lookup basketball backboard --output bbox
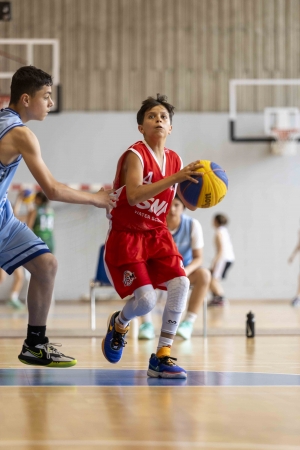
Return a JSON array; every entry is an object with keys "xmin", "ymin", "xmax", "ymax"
[
  {"xmin": 0, "ymin": 38, "xmax": 61, "ymax": 113},
  {"xmin": 229, "ymin": 79, "xmax": 300, "ymax": 143}
]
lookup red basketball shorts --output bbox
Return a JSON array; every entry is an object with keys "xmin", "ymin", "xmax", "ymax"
[{"xmin": 104, "ymin": 227, "xmax": 186, "ymax": 298}]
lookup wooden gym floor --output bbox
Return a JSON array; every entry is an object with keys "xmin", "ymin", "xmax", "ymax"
[{"xmin": 0, "ymin": 300, "xmax": 300, "ymax": 449}]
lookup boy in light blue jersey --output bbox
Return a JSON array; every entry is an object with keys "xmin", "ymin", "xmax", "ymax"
[{"xmin": 0, "ymin": 66, "xmax": 115, "ymax": 367}]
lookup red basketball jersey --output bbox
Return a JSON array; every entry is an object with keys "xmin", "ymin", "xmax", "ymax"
[{"xmin": 110, "ymin": 140, "xmax": 183, "ymax": 231}]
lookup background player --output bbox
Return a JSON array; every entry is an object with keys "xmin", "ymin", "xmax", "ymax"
[
  {"xmin": 27, "ymin": 192, "xmax": 55, "ymax": 253},
  {"xmin": 208, "ymin": 213, "xmax": 235, "ymax": 306},
  {"xmin": 138, "ymin": 193, "xmax": 211, "ymax": 340},
  {"xmin": 102, "ymin": 94, "xmax": 202, "ymax": 379},
  {"xmin": 0, "ymin": 65, "xmax": 115, "ymax": 367}
]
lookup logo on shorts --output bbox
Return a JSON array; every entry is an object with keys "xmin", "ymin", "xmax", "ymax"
[
  {"xmin": 123, "ymin": 270, "xmax": 136, "ymax": 287},
  {"xmin": 168, "ymin": 320, "xmax": 177, "ymax": 324}
]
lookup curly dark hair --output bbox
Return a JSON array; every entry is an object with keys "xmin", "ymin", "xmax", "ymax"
[{"xmin": 137, "ymin": 94, "xmax": 175, "ymax": 125}]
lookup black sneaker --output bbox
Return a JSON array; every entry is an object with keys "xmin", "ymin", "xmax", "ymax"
[
  {"xmin": 18, "ymin": 338, "xmax": 77, "ymax": 367},
  {"xmin": 291, "ymin": 297, "xmax": 300, "ymax": 307},
  {"xmin": 208, "ymin": 296, "xmax": 225, "ymax": 307}
]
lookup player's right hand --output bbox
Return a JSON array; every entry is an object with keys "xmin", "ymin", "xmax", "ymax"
[
  {"xmin": 176, "ymin": 161, "xmax": 203, "ymax": 184},
  {"xmin": 94, "ymin": 188, "xmax": 117, "ymax": 209}
]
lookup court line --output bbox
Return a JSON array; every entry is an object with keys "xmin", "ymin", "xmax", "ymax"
[
  {"xmin": 0, "ymin": 440, "xmax": 299, "ymax": 449},
  {"xmin": 1, "ymin": 385, "xmax": 300, "ymax": 388},
  {"xmin": 2, "ymin": 367, "xmax": 300, "ymax": 376}
]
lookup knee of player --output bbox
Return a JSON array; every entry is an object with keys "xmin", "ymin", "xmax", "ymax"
[
  {"xmin": 168, "ymin": 276, "xmax": 190, "ymax": 292},
  {"xmin": 135, "ymin": 289, "xmax": 157, "ymax": 316},
  {"xmin": 166, "ymin": 276, "xmax": 190, "ymax": 313},
  {"xmin": 40, "ymin": 253, "xmax": 58, "ymax": 278},
  {"xmin": 195, "ymin": 267, "xmax": 211, "ymax": 286}
]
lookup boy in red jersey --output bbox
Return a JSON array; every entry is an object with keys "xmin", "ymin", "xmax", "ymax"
[{"xmin": 102, "ymin": 94, "xmax": 201, "ymax": 378}]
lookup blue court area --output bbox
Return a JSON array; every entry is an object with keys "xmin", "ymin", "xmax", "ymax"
[{"xmin": 1, "ymin": 369, "xmax": 300, "ymax": 387}]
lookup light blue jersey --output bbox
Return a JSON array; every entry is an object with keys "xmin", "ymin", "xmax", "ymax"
[
  {"xmin": 0, "ymin": 108, "xmax": 24, "ymax": 217},
  {"xmin": 0, "ymin": 108, "xmax": 50, "ymax": 274},
  {"xmin": 172, "ymin": 215, "xmax": 193, "ymax": 267}
]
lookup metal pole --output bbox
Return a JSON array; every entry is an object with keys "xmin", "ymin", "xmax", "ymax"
[
  {"xmin": 203, "ymin": 296, "xmax": 207, "ymax": 338},
  {"xmin": 90, "ymin": 283, "xmax": 96, "ymax": 331}
]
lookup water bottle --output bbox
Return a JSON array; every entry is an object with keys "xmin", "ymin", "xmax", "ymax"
[{"xmin": 246, "ymin": 311, "xmax": 255, "ymax": 338}]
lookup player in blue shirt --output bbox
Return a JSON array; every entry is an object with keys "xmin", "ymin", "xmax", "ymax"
[{"xmin": 0, "ymin": 66, "xmax": 115, "ymax": 367}]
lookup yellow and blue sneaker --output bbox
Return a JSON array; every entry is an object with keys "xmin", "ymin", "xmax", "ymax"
[
  {"xmin": 147, "ymin": 347, "xmax": 187, "ymax": 379},
  {"xmin": 102, "ymin": 311, "xmax": 129, "ymax": 364},
  {"xmin": 18, "ymin": 338, "xmax": 77, "ymax": 367}
]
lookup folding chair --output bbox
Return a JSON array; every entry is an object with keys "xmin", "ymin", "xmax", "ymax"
[{"xmin": 90, "ymin": 244, "xmax": 112, "ymax": 330}]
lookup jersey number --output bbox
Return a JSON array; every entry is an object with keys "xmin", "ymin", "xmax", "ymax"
[{"xmin": 40, "ymin": 215, "xmax": 54, "ymax": 231}]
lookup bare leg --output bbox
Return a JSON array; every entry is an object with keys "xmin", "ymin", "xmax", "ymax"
[
  {"xmin": 187, "ymin": 268, "xmax": 211, "ymax": 314},
  {"xmin": 210, "ymin": 277, "xmax": 224, "ymax": 297},
  {"xmin": 23, "ymin": 253, "xmax": 57, "ymax": 326},
  {"xmin": 0, "ymin": 268, "xmax": 6, "ymax": 284},
  {"xmin": 140, "ymin": 312, "xmax": 152, "ymax": 323},
  {"xmin": 11, "ymin": 267, "xmax": 24, "ymax": 296}
]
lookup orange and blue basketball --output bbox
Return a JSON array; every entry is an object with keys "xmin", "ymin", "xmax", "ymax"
[{"xmin": 178, "ymin": 160, "xmax": 228, "ymax": 208}]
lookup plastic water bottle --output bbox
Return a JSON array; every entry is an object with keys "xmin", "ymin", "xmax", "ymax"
[{"xmin": 246, "ymin": 311, "xmax": 255, "ymax": 338}]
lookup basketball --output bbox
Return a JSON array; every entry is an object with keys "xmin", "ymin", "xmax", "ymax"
[{"xmin": 178, "ymin": 160, "xmax": 228, "ymax": 208}]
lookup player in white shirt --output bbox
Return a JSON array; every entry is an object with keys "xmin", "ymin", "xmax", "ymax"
[{"xmin": 208, "ymin": 214, "xmax": 235, "ymax": 306}]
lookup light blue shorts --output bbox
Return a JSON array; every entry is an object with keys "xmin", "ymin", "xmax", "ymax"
[{"xmin": 0, "ymin": 200, "xmax": 50, "ymax": 275}]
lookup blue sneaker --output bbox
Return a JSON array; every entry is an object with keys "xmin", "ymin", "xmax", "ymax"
[
  {"xmin": 147, "ymin": 347, "xmax": 187, "ymax": 379},
  {"xmin": 102, "ymin": 311, "xmax": 129, "ymax": 364}
]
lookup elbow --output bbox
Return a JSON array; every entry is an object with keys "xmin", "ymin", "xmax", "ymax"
[
  {"xmin": 126, "ymin": 192, "xmax": 139, "ymax": 206},
  {"xmin": 44, "ymin": 186, "xmax": 58, "ymax": 201},
  {"xmin": 127, "ymin": 196, "xmax": 138, "ymax": 207}
]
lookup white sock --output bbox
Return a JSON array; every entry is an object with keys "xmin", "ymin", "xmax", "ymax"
[
  {"xmin": 184, "ymin": 312, "xmax": 197, "ymax": 324},
  {"xmin": 11, "ymin": 292, "xmax": 19, "ymax": 302},
  {"xmin": 156, "ymin": 336, "xmax": 173, "ymax": 352},
  {"xmin": 115, "ymin": 313, "xmax": 130, "ymax": 328},
  {"xmin": 142, "ymin": 312, "xmax": 152, "ymax": 323}
]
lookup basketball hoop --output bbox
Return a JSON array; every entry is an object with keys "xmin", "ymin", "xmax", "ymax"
[
  {"xmin": 0, "ymin": 95, "xmax": 10, "ymax": 110},
  {"xmin": 270, "ymin": 128, "xmax": 300, "ymax": 156}
]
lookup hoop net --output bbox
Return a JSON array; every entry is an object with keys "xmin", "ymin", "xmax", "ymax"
[
  {"xmin": 0, "ymin": 95, "xmax": 10, "ymax": 109},
  {"xmin": 270, "ymin": 128, "xmax": 300, "ymax": 156},
  {"xmin": 271, "ymin": 128, "xmax": 300, "ymax": 141}
]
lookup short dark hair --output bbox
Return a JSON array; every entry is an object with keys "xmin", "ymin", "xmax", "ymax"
[
  {"xmin": 10, "ymin": 66, "xmax": 53, "ymax": 104},
  {"xmin": 174, "ymin": 193, "xmax": 185, "ymax": 208},
  {"xmin": 214, "ymin": 214, "xmax": 228, "ymax": 226},
  {"xmin": 137, "ymin": 94, "xmax": 175, "ymax": 125},
  {"xmin": 35, "ymin": 191, "xmax": 49, "ymax": 205}
]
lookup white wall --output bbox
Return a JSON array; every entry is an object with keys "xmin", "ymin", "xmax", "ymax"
[{"xmin": 1, "ymin": 112, "xmax": 300, "ymax": 300}]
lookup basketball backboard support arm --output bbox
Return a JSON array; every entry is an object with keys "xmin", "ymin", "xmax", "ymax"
[
  {"xmin": 0, "ymin": 38, "xmax": 61, "ymax": 113},
  {"xmin": 229, "ymin": 79, "xmax": 300, "ymax": 143}
]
